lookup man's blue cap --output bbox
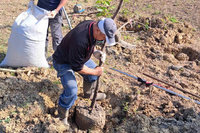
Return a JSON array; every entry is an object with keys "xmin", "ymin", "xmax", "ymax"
[{"xmin": 98, "ymin": 18, "xmax": 117, "ymax": 46}]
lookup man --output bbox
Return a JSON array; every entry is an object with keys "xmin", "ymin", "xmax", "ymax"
[
  {"xmin": 52, "ymin": 18, "xmax": 117, "ymax": 125},
  {"xmin": 37, "ymin": 0, "xmax": 68, "ymax": 57}
]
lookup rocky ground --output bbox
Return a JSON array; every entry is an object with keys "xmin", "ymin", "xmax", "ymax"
[{"xmin": 0, "ymin": 0, "xmax": 200, "ymax": 132}]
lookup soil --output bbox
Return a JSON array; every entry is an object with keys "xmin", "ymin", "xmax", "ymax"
[{"xmin": 0, "ymin": 0, "xmax": 200, "ymax": 132}]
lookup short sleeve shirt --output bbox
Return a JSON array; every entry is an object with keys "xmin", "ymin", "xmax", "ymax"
[
  {"xmin": 53, "ymin": 20, "xmax": 96, "ymax": 72},
  {"xmin": 37, "ymin": 0, "xmax": 61, "ymax": 11}
]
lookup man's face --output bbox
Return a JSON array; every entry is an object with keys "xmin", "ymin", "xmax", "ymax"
[{"xmin": 96, "ymin": 29, "xmax": 106, "ymax": 41}]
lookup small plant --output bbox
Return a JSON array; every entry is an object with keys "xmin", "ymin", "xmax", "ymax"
[
  {"xmin": 136, "ymin": 89, "xmax": 140, "ymax": 95},
  {"xmin": 192, "ymin": 28, "xmax": 196, "ymax": 32},
  {"xmin": 53, "ymin": 80, "xmax": 61, "ymax": 85},
  {"xmin": 10, "ymin": 72, "xmax": 16, "ymax": 76},
  {"xmin": 146, "ymin": 4, "xmax": 152, "ymax": 8},
  {"xmin": 96, "ymin": 0, "xmax": 113, "ymax": 17},
  {"xmin": 122, "ymin": 8, "xmax": 129, "ymax": 16},
  {"xmin": 169, "ymin": 16, "xmax": 178, "ymax": 23},
  {"xmin": 0, "ymin": 117, "xmax": 11, "ymax": 123},
  {"xmin": 144, "ymin": 21, "xmax": 149, "ymax": 30},
  {"xmin": 123, "ymin": 35, "xmax": 130, "ymax": 40},
  {"xmin": 103, "ymin": 69, "xmax": 108, "ymax": 74},
  {"xmin": 153, "ymin": 10, "xmax": 161, "ymax": 15},
  {"xmin": 133, "ymin": 107, "xmax": 137, "ymax": 113},
  {"xmin": 104, "ymin": 60, "xmax": 109, "ymax": 65},
  {"xmin": 137, "ymin": 24, "xmax": 141, "ymax": 28},
  {"xmin": 122, "ymin": 102, "xmax": 129, "ymax": 112},
  {"xmin": 50, "ymin": 65, "xmax": 54, "ymax": 69},
  {"xmin": 137, "ymin": 37, "xmax": 141, "ymax": 40},
  {"xmin": 4, "ymin": 117, "xmax": 11, "ymax": 123}
]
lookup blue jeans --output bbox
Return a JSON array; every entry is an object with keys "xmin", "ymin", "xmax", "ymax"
[{"xmin": 53, "ymin": 59, "xmax": 98, "ymax": 110}]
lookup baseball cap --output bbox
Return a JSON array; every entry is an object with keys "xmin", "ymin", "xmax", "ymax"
[{"xmin": 98, "ymin": 18, "xmax": 117, "ymax": 46}]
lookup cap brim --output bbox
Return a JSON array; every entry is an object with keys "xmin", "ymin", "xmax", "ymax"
[{"xmin": 106, "ymin": 36, "xmax": 116, "ymax": 46}]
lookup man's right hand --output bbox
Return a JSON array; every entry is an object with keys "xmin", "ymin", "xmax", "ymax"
[{"xmin": 95, "ymin": 67, "xmax": 103, "ymax": 76}]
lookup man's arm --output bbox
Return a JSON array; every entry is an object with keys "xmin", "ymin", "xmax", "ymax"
[
  {"xmin": 78, "ymin": 65, "xmax": 103, "ymax": 76},
  {"xmin": 55, "ymin": 0, "xmax": 68, "ymax": 12}
]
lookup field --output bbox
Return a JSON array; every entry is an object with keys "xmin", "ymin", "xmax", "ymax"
[{"xmin": 0, "ymin": 0, "xmax": 200, "ymax": 132}]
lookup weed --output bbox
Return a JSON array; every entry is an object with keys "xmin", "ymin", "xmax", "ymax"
[
  {"xmin": 145, "ymin": 22, "xmax": 149, "ymax": 30},
  {"xmin": 53, "ymin": 80, "xmax": 61, "ymax": 85},
  {"xmin": 137, "ymin": 24, "xmax": 141, "ymax": 28},
  {"xmin": 4, "ymin": 117, "xmax": 11, "ymax": 123},
  {"xmin": 160, "ymin": 18, "xmax": 166, "ymax": 24},
  {"xmin": 169, "ymin": 16, "xmax": 179, "ymax": 23},
  {"xmin": 123, "ymin": 35, "xmax": 130, "ymax": 40},
  {"xmin": 111, "ymin": 78, "xmax": 115, "ymax": 82},
  {"xmin": 122, "ymin": 8, "xmax": 130, "ymax": 16},
  {"xmin": 0, "ymin": 117, "xmax": 11, "ymax": 123},
  {"xmin": 104, "ymin": 70, "xmax": 108, "ymax": 74},
  {"xmin": 136, "ymin": 89, "xmax": 140, "ymax": 95},
  {"xmin": 50, "ymin": 65, "xmax": 54, "ymax": 69},
  {"xmin": 96, "ymin": 0, "xmax": 113, "ymax": 17},
  {"xmin": 122, "ymin": 102, "xmax": 129, "ymax": 112},
  {"xmin": 10, "ymin": 72, "xmax": 15, "ymax": 76},
  {"xmin": 124, "ymin": 0, "xmax": 130, "ymax": 2},
  {"xmin": 192, "ymin": 28, "xmax": 196, "ymax": 32},
  {"xmin": 104, "ymin": 60, "xmax": 109, "ymax": 65},
  {"xmin": 10, "ymin": 111, "xmax": 17, "ymax": 115},
  {"xmin": 153, "ymin": 10, "xmax": 161, "ymax": 15},
  {"xmin": 146, "ymin": 4, "xmax": 152, "ymax": 8},
  {"xmin": 133, "ymin": 107, "xmax": 137, "ymax": 113}
]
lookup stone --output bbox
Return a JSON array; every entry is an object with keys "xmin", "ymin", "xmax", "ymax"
[
  {"xmin": 170, "ymin": 65, "xmax": 183, "ymax": 71},
  {"xmin": 75, "ymin": 101, "xmax": 106, "ymax": 130},
  {"xmin": 176, "ymin": 53, "xmax": 189, "ymax": 61}
]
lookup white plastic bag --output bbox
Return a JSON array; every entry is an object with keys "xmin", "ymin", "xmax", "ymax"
[{"xmin": 0, "ymin": 1, "xmax": 49, "ymax": 68}]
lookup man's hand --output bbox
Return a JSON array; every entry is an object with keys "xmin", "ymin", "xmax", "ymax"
[
  {"xmin": 95, "ymin": 67, "xmax": 103, "ymax": 76},
  {"xmin": 93, "ymin": 50, "xmax": 106, "ymax": 63},
  {"xmin": 48, "ymin": 10, "xmax": 58, "ymax": 18}
]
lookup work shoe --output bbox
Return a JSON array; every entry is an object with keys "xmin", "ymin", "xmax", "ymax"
[
  {"xmin": 83, "ymin": 80, "xmax": 106, "ymax": 101},
  {"xmin": 58, "ymin": 105, "xmax": 69, "ymax": 126}
]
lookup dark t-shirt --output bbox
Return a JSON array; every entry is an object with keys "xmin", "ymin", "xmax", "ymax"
[
  {"xmin": 37, "ymin": 0, "xmax": 61, "ymax": 11},
  {"xmin": 53, "ymin": 20, "xmax": 96, "ymax": 72}
]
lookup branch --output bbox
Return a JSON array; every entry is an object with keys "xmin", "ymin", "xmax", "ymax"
[
  {"xmin": 112, "ymin": 0, "xmax": 124, "ymax": 20},
  {"xmin": 69, "ymin": 11, "xmax": 100, "ymax": 17},
  {"xmin": 0, "ymin": 68, "xmax": 27, "ymax": 73}
]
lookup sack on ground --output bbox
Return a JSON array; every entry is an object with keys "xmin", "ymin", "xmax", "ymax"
[{"xmin": 0, "ymin": 1, "xmax": 49, "ymax": 68}]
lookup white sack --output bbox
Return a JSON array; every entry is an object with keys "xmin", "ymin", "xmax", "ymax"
[{"xmin": 0, "ymin": 1, "xmax": 49, "ymax": 68}]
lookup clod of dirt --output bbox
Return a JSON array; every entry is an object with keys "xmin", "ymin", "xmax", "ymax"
[
  {"xmin": 176, "ymin": 53, "xmax": 189, "ymax": 61},
  {"xmin": 75, "ymin": 100, "xmax": 105, "ymax": 130}
]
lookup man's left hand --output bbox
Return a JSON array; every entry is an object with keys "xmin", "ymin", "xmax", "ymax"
[{"xmin": 93, "ymin": 50, "xmax": 106, "ymax": 63}]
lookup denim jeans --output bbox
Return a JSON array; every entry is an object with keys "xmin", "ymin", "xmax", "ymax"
[{"xmin": 53, "ymin": 59, "xmax": 98, "ymax": 110}]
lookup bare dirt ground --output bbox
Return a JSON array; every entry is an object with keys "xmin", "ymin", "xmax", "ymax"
[{"xmin": 0, "ymin": 0, "xmax": 200, "ymax": 132}]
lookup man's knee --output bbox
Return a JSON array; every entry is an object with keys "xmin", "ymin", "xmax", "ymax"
[{"xmin": 63, "ymin": 84, "xmax": 78, "ymax": 96}]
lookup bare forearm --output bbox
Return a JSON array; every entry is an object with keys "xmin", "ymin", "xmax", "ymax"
[
  {"xmin": 78, "ymin": 65, "xmax": 102, "ymax": 76},
  {"xmin": 56, "ymin": 0, "xmax": 67, "ymax": 12}
]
